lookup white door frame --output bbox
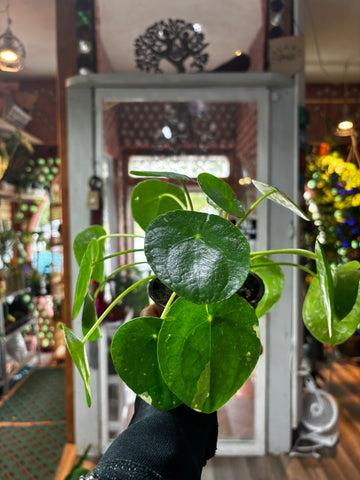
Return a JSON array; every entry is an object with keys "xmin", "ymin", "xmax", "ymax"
[{"xmin": 66, "ymin": 72, "xmax": 298, "ymax": 457}]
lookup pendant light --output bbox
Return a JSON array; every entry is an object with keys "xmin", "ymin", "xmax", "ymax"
[
  {"xmin": 334, "ymin": 102, "xmax": 354, "ymax": 137},
  {"xmin": 0, "ymin": 0, "xmax": 26, "ymax": 72},
  {"xmin": 334, "ymin": 113, "xmax": 355, "ymax": 137},
  {"xmin": 334, "ymin": 55, "xmax": 358, "ymax": 137}
]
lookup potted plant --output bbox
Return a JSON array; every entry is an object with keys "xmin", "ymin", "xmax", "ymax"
[
  {"xmin": 0, "ymin": 129, "xmax": 33, "ymax": 186},
  {"xmin": 0, "ymin": 220, "xmax": 22, "ymax": 293},
  {"xmin": 61, "ymin": 171, "xmax": 360, "ymax": 413}
]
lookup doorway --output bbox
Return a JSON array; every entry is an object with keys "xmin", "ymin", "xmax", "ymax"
[{"xmin": 67, "ymin": 73, "xmax": 299, "ymax": 457}]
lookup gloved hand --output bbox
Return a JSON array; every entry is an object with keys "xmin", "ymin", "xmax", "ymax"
[{"xmin": 80, "ymin": 396, "xmax": 218, "ymax": 480}]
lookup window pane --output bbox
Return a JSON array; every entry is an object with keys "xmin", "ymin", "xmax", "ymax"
[{"xmin": 128, "ymin": 154, "xmax": 230, "ymax": 178}]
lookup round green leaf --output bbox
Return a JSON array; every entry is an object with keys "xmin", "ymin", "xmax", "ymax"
[
  {"xmin": 303, "ymin": 276, "xmax": 360, "ymax": 345},
  {"xmin": 197, "ymin": 172, "xmax": 245, "ymax": 218},
  {"xmin": 333, "ymin": 261, "xmax": 360, "ymax": 320},
  {"xmin": 158, "ymin": 295, "xmax": 261, "ymax": 413},
  {"xmin": 73, "ymin": 225, "xmax": 106, "ymax": 266},
  {"xmin": 144, "ymin": 210, "xmax": 250, "ymax": 304},
  {"xmin": 111, "ymin": 316, "xmax": 181, "ymax": 410},
  {"xmin": 73, "ymin": 225, "xmax": 106, "ymax": 284},
  {"xmin": 131, "ymin": 179, "xmax": 187, "ymax": 231},
  {"xmin": 251, "ymin": 257, "xmax": 284, "ymax": 318}
]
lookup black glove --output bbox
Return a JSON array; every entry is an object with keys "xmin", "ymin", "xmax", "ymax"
[{"xmin": 81, "ymin": 396, "xmax": 218, "ymax": 480}]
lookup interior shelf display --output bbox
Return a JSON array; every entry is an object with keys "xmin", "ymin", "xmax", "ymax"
[
  {"xmin": 0, "ymin": 117, "xmax": 43, "ymax": 147},
  {"xmin": 0, "ymin": 197, "xmax": 42, "ymax": 393},
  {"xmin": 0, "ymin": 168, "xmax": 64, "ymax": 388},
  {"xmin": 0, "ymin": 125, "xmax": 65, "ymax": 387},
  {"xmin": 0, "ymin": 287, "xmax": 40, "ymax": 393}
]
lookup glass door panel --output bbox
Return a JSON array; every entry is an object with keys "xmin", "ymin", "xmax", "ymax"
[{"xmin": 102, "ymin": 98, "xmax": 264, "ymax": 454}]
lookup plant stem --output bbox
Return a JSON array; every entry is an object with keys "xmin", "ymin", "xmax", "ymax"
[
  {"xmin": 99, "ymin": 233, "xmax": 144, "ymax": 241},
  {"xmin": 160, "ymin": 193, "xmax": 187, "ymax": 210},
  {"xmin": 252, "ymin": 261, "xmax": 316, "ymax": 277},
  {"xmin": 250, "ymin": 248, "xmax": 318, "ymax": 261},
  {"xmin": 93, "ymin": 261, "xmax": 148, "ymax": 300},
  {"xmin": 236, "ymin": 190, "xmax": 276, "ymax": 227},
  {"xmin": 94, "ymin": 249, "xmax": 144, "ymax": 264},
  {"xmin": 161, "ymin": 291, "xmax": 177, "ymax": 319},
  {"xmin": 82, "ymin": 274, "xmax": 157, "ymax": 343},
  {"xmin": 180, "ymin": 180, "xmax": 194, "ymax": 211}
]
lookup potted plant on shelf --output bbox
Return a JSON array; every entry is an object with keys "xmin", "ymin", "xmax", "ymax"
[
  {"xmin": 0, "ymin": 129, "xmax": 33, "ymax": 186},
  {"xmin": 0, "ymin": 220, "xmax": 22, "ymax": 293},
  {"xmin": 61, "ymin": 171, "xmax": 360, "ymax": 413}
]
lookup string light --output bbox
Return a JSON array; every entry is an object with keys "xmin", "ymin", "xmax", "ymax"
[{"xmin": 239, "ymin": 177, "xmax": 252, "ymax": 185}]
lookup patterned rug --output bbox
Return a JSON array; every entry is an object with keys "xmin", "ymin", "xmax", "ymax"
[
  {"xmin": 0, "ymin": 367, "xmax": 65, "ymax": 422},
  {"xmin": 0, "ymin": 423, "xmax": 66, "ymax": 479},
  {"xmin": 0, "ymin": 367, "xmax": 66, "ymax": 479}
]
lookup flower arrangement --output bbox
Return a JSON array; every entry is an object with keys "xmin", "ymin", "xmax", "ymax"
[{"xmin": 304, "ymin": 144, "xmax": 360, "ymax": 264}]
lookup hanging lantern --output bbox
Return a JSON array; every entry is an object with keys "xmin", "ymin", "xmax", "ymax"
[{"xmin": 0, "ymin": 2, "xmax": 26, "ymax": 73}]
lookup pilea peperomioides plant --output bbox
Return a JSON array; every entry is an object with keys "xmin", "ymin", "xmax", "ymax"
[{"xmin": 61, "ymin": 171, "xmax": 360, "ymax": 413}]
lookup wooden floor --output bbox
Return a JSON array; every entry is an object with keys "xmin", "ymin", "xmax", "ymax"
[
  {"xmin": 202, "ymin": 358, "xmax": 360, "ymax": 480},
  {"xmin": 53, "ymin": 357, "xmax": 359, "ymax": 479},
  {"xmin": 54, "ymin": 444, "xmax": 96, "ymax": 480}
]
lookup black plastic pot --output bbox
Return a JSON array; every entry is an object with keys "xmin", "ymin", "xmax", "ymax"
[
  {"xmin": 148, "ymin": 277, "xmax": 176, "ymax": 308},
  {"xmin": 236, "ymin": 271, "xmax": 265, "ymax": 309},
  {"xmin": 148, "ymin": 271, "xmax": 265, "ymax": 310}
]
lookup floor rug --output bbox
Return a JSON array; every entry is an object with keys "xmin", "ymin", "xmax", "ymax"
[
  {"xmin": 0, "ymin": 367, "xmax": 66, "ymax": 479},
  {"xmin": 0, "ymin": 367, "xmax": 65, "ymax": 422},
  {"xmin": 0, "ymin": 422, "xmax": 66, "ymax": 479}
]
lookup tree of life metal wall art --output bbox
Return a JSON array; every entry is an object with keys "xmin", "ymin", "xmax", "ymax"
[{"xmin": 134, "ymin": 19, "xmax": 209, "ymax": 73}]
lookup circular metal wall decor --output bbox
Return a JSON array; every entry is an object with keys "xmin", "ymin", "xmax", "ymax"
[{"xmin": 134, "ymin": 19, "xmax": 209, "ymax": 73}]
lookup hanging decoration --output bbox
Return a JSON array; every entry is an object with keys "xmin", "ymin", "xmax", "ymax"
[
  {"xmin": 76, "ymin": 0, "xmax": 97, "ymax": 75},
  {"xmin": 134, "ymin": 19, "xmax": 209, "ymax": 73},
  {"xmin": 267, "ymin": 0, "xmax": 289, "ymax": 40},
  {"xmin": 3, "ymin": 155, "xmax": 61, "ymax": 191},
  {"xmin": 265, "ymin": 0, "xmax": 294, "ymax": 71},
  {"xmin": 153, "ymin": 102, "xmax": 217, "ymax": 155},
  {"xmin": 0, "ymin": 0, "xmax": 26, "ymax": 72}
]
